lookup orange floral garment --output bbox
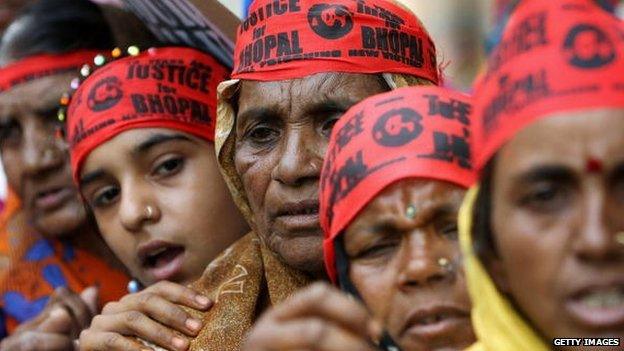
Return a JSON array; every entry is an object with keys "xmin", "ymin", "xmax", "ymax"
[{"xmin": 0, "ymin": 191, "xmax": 129, "ymax": 337}]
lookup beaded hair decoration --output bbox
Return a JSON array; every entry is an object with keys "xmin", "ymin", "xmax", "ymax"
[{"xmin": 56, "ymin": 45, "xmax": 142, "ymax": 138}]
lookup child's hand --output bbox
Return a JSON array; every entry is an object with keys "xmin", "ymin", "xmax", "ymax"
[
  {"xmin": 242, "ymin": 282, "xmax": 382, "ymax": 351},
  {"xmin": 78, "ymin": 281, "xmax": 211, "ymax": 351}
]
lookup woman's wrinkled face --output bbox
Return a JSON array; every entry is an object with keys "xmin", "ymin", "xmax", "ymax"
[
  {"xmin": 80, "ymin": 128, "xmax": 248, "ymax": 286},
  {"xmin": 0, "ymin": 73, "xmax": 87, "ymax": 238},
  {"xmin": 345, "ymin": 179, "xmax": 474, "ymax": 351},
  {"xmin": 235, "ymin": 72, "xmax": 386, "ymax": 277},
  {"xmin": 490, "ymin": 108, "xmax": 624, "ymax": 348}
]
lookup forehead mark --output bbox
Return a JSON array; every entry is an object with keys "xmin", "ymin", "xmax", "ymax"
[{"xmin": 585, "ymin": 157, "xmax": 603, "ymax": 174}]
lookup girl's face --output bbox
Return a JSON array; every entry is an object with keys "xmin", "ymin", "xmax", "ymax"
[
  {"xmin": 490, "ymin": 108, "xmax": 624, "ymax": 347},
  {"xmin": 80, "ymin": 128, "xmax": 248, "ymax": 286},
  {"xmin": 345, "ymin": 179, "xmax": 474, "ymax": 351}
]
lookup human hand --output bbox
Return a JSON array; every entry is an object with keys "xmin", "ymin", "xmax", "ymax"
[{"xmin": 78, "ymin": 281, "xmax": 211, "ymax": 351}]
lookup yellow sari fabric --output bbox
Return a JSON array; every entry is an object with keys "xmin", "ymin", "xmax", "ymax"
[{"xmin": 459, "ymin": 186, "xmax": 550, "ymax": 351}]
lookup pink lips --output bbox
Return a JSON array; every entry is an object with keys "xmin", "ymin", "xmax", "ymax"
[
  {"xmin": 33, "ymin": 186, "xmax": 73, "ymax": 211},
  {"xmin": 401, "ymin": 305, "xmax": 471, "ymax": 341},
  {"xmin": 272, "ymin": 200, "xmax": 321, "ymax": 235},
  {"xmin": 566, "ymin": 282, "xmax": 624, "ymax": 329},
  {"xmin": 137, "ymin": 240, "xmax": 186, "ymax": 282}
]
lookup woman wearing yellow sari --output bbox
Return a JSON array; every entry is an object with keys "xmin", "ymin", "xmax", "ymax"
[{"xmin": 461, "ymin": 0, "xmax": 624, "ymax": 350}]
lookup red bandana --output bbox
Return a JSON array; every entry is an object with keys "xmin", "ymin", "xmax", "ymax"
[
  {"xmin": 0, "ymin": 50, "xmax": 99, "ymax": 93},
  {"xmin": 473, "ymin": 0, "xmax": 624, "ymax": 171},
  {"xmin": 320, "ymin": 86, "xmax": 475, "ymax": 283},
  {"xmin": 67, "ymin": 47, "xmax": 229, "ymax": 182},
  {"xmin": 232, "ymin": 0, "xmax": 439, "ymax": 83}
]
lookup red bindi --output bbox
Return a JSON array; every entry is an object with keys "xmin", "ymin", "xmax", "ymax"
[{"xmin": 585, "ymin": 157, "xmax": 603, "ymax": 173}]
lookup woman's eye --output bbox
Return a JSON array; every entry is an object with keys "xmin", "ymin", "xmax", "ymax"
[
  {"xmin": 356, "ymin": 242, "xmax": 399, "ymax": 260},
  {"xmin": 247, "ymin": 125, "xmax": 279, "ymax": 144},
  {"xmin": 612, "ymin": 174, "xmax": 624, "ymax": 205},
  {"xmin": 154, "ymin": 157, "xmax": 184, "ymax": 177},
  {"xmin": 0, "ymin": 120, "xmax": 21, "ymax": 147},
  {"xmin": 439, "ymin": 222, "xmax": 459, "ymax": 241},
  {"xmin": 321, "ymin": 116, "xmax": 340, "ymax": 137},
  {"xmin": 92, "ymin": 187, "xmax": 120, "ymax": 208},
  {"xmin": 520, "ymin": 183, "xmax": 568, "ymax": 212}
]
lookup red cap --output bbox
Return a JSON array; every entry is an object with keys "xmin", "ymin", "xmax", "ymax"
[
  {"xmin": 320, "ymin": 86, "xmax": 475, "ymax": 283},
  {"xmin": 232, "ymin": 0, "xmax": 439, "ymax": 83},
  {"xmin": 473, "ymin": 0, "xmax": 624, "ymax": 171},
  {"xmin": 67, "ymin": 47, "xmax": 229, "ymax": 183},
  {"xmin": 0, "ymin": 50, "xmax": 100, "ymax": 92}
]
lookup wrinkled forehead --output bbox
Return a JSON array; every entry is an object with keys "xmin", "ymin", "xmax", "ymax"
[
  {"xmin": 495, "ymin": 108, "xmax": 624, "ymax": 178},
  {"xmin": 236, "ymin": 72, "xmax": 385, "ymax": 118},
  {"xmin": 0, "ymin": 73, "xmax": 74, "ymax": 113},
  {"xmin": 362, "ymin": 179, "xmax": 466, "ymax": 215}
]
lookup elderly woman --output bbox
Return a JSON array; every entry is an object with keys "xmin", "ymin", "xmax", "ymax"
[
  {"xmin": 460, "ymin": 0, "xmax": 624, "ymax": 350},
  {"xmin": 185, "ymin": 0, "xmax": 440, "ymax": 349},
  {"xmin": 0, "ymin": 0, "xmax": 130, "ymax": 348},
  {"xmin": 243, "ymin": 86, "xmax": 477, "ymax": 351}
]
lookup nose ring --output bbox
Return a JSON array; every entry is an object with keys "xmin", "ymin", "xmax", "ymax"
[{"xmin": 144, "ymin": 205, "xmax": 155, "ymax": 220}]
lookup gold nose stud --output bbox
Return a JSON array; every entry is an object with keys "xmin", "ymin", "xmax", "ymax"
[{"xmin": 405, "ymin": 205, "xmax": 416, "ymax": 219}]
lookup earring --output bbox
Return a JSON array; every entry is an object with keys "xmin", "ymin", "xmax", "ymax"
[
  {"xmin": 405, "ymin": 205, "xmax": 416, "ymax": 219},
  {"xmin": 437, "ymin": 257, "xmax": 450, "ymax": 268},
  {"xmin": 616, "ymin": 232, "xmax": 624, "ymax": 246}
]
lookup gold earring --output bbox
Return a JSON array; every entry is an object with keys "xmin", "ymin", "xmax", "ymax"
[
  {"xmin": 438, "ymin": 257, "xmax": 449, "ymax": 268},
  {"xmin": 616, "ymin": 232, "xmax": 624, "ymax": 246}
]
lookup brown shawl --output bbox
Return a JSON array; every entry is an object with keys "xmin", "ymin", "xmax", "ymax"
[{"xmin": 185, "ymin": 232, "xmax": 309, "ymax": 350}]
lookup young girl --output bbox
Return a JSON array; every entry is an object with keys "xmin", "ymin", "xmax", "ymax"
[{"xmin": 64, "ymin": 46, "xmax": 249, "ymax": 351}]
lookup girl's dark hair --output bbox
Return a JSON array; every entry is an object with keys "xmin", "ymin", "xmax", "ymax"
[
  {"xmin": 472, "ymin": 156, "xmax": 498, "ymax": 261},
  {"xmin": 0, "ymin": 0, "xmax": 114, "ymax": 62}
]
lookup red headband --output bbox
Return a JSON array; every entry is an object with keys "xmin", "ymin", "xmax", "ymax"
[
  {"xmin": 232, "ymin": 0, "xmax": 439, "ymax": 83},
  {"xmin": 67, "ymin": 47, "xmax": 229, "ymax": 183},
  {"xmin": 473, "ymin": 0, "xmax": 624, "ymax": 171},
  {"xmin": 0, "ymin": 50, "xmax": 100, "ymax": 92},
  {"xmin": 320, "ymin": 86, "xmax": 475, "ymax": 283}
]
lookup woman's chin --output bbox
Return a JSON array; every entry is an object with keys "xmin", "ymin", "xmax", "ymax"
[
  {"xmin": 32, "ymin": 204, "xmax": 86, "ymax": 238},
  {"xmin": 272, "ymin": 235, "xmax": 325, "ymax": 276}
]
